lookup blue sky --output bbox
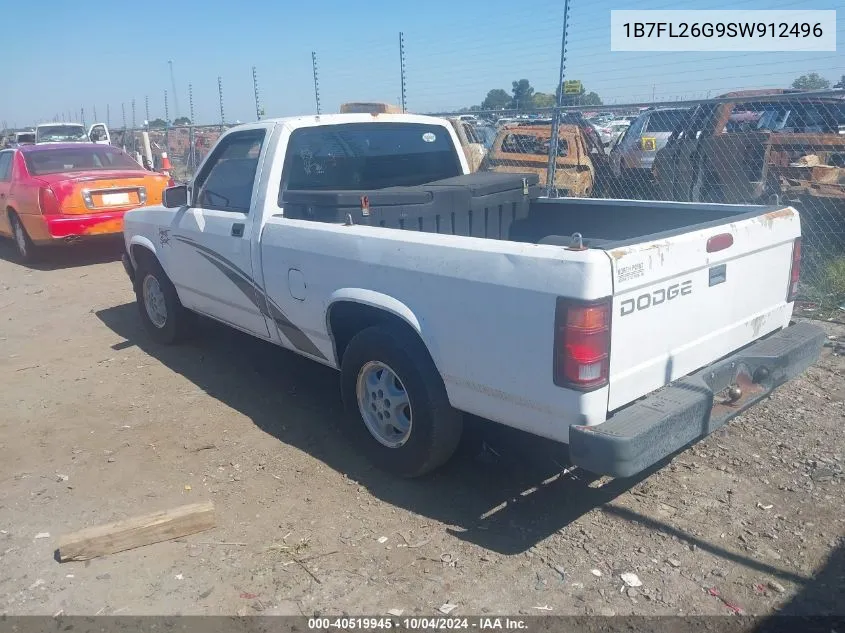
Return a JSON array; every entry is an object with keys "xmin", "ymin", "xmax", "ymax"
[{"xmin": 0, "ymin": 0, "xmax": 842, "ymax": 128}]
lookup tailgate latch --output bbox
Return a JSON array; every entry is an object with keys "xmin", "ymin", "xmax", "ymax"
[{"xmin": 565, "ymin": 232, "xmax": 587, "ymax": 251}]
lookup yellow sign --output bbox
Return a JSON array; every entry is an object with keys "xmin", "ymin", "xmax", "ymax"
[{"xmin": 563, "ymin": 80, "xmax": 583, "ymax": 95}]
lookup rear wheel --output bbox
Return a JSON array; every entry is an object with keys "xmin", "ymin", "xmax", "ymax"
[
  {"xmin": 9, "ymin": 213, "xmax": 37, "ymax": 264},
  {"xmin": 340, "ymin": 323, "xmax": 463, "ymax": 478},
  {"xmin": 134, "ymin": 256, "xmax": 194, "ymax": 344}
]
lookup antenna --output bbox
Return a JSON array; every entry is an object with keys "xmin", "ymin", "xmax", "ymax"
[
  {"xmin": 81, "ymin": 106, "xmax": 85, "ymax": 127},
  {"xmin": 311, "ymin": 52, "xmax": 321, "ymax": 115},
  {"xmin": 399, "ymin": 32, "xmax": 407, "ymax": 113},
  {"xmin": 168, "ymin": 60, "xmax": 181, "ymax": 121},
  {"xmin": 106, "ymin": 104, "xmax": 110, "ymax": 129},
  {"xmin": 93, "ymin": 106, "xmax": 97, "ymax": 121}
]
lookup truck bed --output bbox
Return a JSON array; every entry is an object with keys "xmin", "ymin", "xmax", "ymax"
[
  {"xmin": 283, "ymin": 176, "xmax": 779, "ymax": 250},
  {"xmin": 510, "ymin": 197, "xmax": 780, "ymax": 248}
]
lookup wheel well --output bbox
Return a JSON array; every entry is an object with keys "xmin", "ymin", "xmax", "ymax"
[
  {"xmin": 130, "ymin": 244, "xmax": 157, "ymax": 269},
  {"xmin": 328, "ymin": 301, "xmax": 421, "ymax": 366}
]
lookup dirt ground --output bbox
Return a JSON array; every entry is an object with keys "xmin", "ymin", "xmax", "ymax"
[{"xmin": 0, "ymin": 239, "xmax": 843, "ymax": 618}]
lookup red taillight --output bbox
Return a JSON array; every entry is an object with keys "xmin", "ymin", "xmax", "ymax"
[
  {"xmin": 167, "ymin": 177, "xmax": 176, "ymax": 188},
  {"xmin": 38, "ymin": 187, "xmax": 61, "ymax": 215},
  {"xmin": 706, "ymin": 233, "xmax": 734, "ymax": 253},
  {"xmin": 554, "ymin": 297, "xmax": 611, "ymax": 390},
  {"xmin": 787, "ymin": 237, "xmax": 802, "ymax": 302}
]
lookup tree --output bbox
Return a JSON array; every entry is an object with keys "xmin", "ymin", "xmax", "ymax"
[
  {"xmin": 173, "ymin": 117, "xmax": 191, "ymax": 126},
  {"xmin": 532, "ymin": 92, "xmax": 556, "ymax": 108},
  {"xmin": 148, "ymin": 118, "xmax": 167, "ymax": 128},
  {"xmin": 481, "ymin": 88, "xmax": 511, "ymax": 110},
  {"xmin": 834, "ymin": 75, "xmax": 845, "ymax": 89},
  {"xmin": 511, "ymin": 79, "xmax": 535, "ymax": 110},
  {"xmin": 791, "ymin": 73, "xmax": 830, "ymax": 91},
  {"xmin": 580, "ymin": 91, "xmax": 603, "ymax": 106}
]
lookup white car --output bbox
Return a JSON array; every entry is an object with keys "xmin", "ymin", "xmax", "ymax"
[
  {"xmin": 35, "ymin": 122, "xmax": 111, "ymax": 145},
  {"xmin": 121, "ymin": 112, "xmax": 823, "ymax": 479}
]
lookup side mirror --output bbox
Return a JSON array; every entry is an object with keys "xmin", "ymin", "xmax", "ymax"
[{"xmin": 163, "ymin": 184, "xmax": 188, "ymax": 208}]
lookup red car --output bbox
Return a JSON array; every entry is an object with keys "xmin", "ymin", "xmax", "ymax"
[{"xmin": 0, "ymin": 143, "xmax": 172, "ymax": 262}]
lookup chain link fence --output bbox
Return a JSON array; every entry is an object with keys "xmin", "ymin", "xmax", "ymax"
[
  {"xmin": 435, "ymin": 91, "xmax": 845, "ymax": 315},
  {"xmin": 110, "ymin": 124, "xmax": 233, "ymax": 182},
  {"xmin": 106, "ymin": 89, "xmax": 845, "ymax": 316}
]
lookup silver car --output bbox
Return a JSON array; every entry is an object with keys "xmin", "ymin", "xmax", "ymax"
[{"xmin": 609, "ymin": 108, "xmax": 688, "ymax": 179}]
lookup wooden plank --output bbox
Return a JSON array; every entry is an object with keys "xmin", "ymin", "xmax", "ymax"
[{"xmin": 57, "ymin": 502, "xmax": 215, "ymax": 562}]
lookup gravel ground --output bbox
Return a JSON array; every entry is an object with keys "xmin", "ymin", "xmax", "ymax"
[{"xmin": 0, "ymin": 239, "xmax": 843, "ymax": 617}]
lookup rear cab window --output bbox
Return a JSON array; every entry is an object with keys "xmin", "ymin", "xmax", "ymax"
[
  {"xmin": 280, "ymin": 123, "xmax": 462, "ymax": 195},
  {"xmin": 500, "ymin": 132, "xmax": 569, "ymax": 156}
]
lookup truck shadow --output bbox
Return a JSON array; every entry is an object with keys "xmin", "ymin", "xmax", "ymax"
[
  {"xmin": 97, "ymin": 302, "xmax": 686, "ymax": 555},
  {"xmin": 768, "ymin": 539, "xmax": 845, "ymax": 618},
  {"xmin": 0, "ymin": 237, "xmax": 123, "ymax": 271}
]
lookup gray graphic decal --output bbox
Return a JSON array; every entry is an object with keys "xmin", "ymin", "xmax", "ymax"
[{"xmin": 174, "ymin": 235, "xmax": 328, "ymax": 361}]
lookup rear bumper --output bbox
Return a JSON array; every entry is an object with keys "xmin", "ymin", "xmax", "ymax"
[
  {"xmin": 569, "ymin": 321, "xmax": 825, "ymax": 478},
  {"xmin": 44, "ymin": 211, "xmax": 126, "ymax": 240}
]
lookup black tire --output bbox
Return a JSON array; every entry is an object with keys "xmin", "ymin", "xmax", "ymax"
[
  {"xmin": 340, "ymin": 323, "xmax": 463, "ymax": 478},
  {"xmin": 9, "ymin": 213, "xmax": 37, "ymax": 264},
  {"xmin": 134, "ymin": 255, "xmax": 194, "ymax": 345}
]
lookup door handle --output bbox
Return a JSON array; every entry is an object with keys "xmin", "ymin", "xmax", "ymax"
[{"xmin": 231, "ymin": 223, "xmax": 244, "ymax": 238}]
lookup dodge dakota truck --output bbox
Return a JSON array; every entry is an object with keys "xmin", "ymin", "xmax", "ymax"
[{"xmin": 120, "ymin": 113, "xmax": 824, "ymax": 479}]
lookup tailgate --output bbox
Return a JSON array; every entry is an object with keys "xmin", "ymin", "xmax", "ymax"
[{"xmin": 606, "ymin": 206, "xmax": 801, "ymax": 411}]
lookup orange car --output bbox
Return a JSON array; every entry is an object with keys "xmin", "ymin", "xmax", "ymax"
[{"xmin": 0, "ymin": 143, "xmax": 171, "ymax": 261}]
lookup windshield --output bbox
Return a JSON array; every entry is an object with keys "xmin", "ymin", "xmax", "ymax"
[
  {"xmin": 283, "ymin": 123, "xmax": 462, "ymax": 190},
  {"xmin": 15, "ymin": 133, "xmax": 35, "ymax": 144},
  {"xmin": 644, "ymin": 110, "xmax": 687, "ymax": 133},
  {"xmin": 24, "ymin": 146, "xmax": 144, "ymax": 175},
  {"xmin": 36, "ymin": 125, "xmax": 88, "ymax": 143}
]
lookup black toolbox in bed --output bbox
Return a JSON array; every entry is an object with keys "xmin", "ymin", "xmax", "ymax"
[{"xmin": 281, "ymin": 172, "xmax": 540, "ymax": 240}]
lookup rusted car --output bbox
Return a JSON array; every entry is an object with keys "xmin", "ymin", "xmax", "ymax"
[
  {"xmin": 481, "ymin": 120, "xmax": 607, "ymax": 197},
  {"xmin": 447, "ymin": 117, "xmax": 487, "ymax": 172},
  {"xmin": 653, "ymin": 89, "xmax": 845, "ymax": 206}
]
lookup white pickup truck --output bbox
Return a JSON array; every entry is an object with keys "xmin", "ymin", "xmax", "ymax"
[{"xmin": 120, "ymin": 113, "xmax": 824, "ymax": 479}]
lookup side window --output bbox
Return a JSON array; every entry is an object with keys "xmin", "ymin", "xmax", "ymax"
[
  {"xmin": 464, "ymin": 124, "xmax": 481, "ymax": 145},
  {"xmin": 0, "ymin": 152, "xmax": 12, "ymax": 181},
  {"xmin": 623, "ymin": 117, "xmax": 644, "ymax": 144},
  {"xmin": 193, "ymin": 129, "xmax": 265, "ymax": 213},
  {"xmin": 672, "ymin": 107, "xmax": 705, "ymax": 142}
]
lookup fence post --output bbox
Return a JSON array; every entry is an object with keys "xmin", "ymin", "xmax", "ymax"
[{"xmin": 546, "ymin": 0, "xmax": 571, "ymax": 197}]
